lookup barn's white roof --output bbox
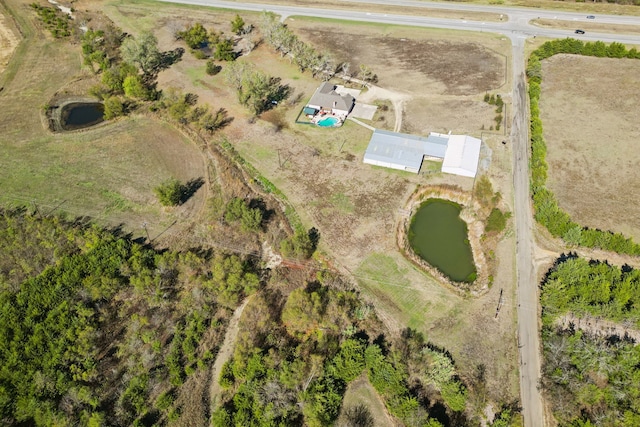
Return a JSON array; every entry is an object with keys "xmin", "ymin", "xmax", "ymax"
[{"xmin": 442, "ymin": 134, "xmax": 482, "ymax": 178}]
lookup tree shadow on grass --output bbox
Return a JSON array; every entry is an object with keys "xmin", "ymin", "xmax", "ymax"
[
  {"xmin": 158, "ymin": 47, "xmax": 185, "ymax": 72},
  {"xmin": 180, "ymin": 177, "xmax": 205, "ymax": 204}
]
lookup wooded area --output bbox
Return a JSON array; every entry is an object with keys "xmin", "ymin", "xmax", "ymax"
[
  {"xmin": 0, "ymin": 209, "xmax": 518, "ymax": 426},
  {"xmin": 0, "ymin": 209, "xmax": 258, "ymax": 425},
  {"xmin": 540, "ymin": 256, "xmax": 640, "ymax": 426}
]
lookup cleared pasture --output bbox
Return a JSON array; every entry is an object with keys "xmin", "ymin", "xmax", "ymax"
[
  {"xmin": 0, "ymin": 0, "xmax": 207, "ymax": 240},
  {"xmin": 540, "ymin": 54, "xmax": 640, "ymax": 242}
]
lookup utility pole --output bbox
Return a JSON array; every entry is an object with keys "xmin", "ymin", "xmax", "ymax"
[
  {"xmin": 142, "ymin": 222, "xmax": 150, "ymax": 241},
  {"xmin": 495, "ymin": 288, "xmax": 504, "ymax": 318}
]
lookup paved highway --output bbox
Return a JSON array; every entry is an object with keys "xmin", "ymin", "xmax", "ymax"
[{"xmin": 155, "ymin": 0, "xmax": 640, "ymax": 425}]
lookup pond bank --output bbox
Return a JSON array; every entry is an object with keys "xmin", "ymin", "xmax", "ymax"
[{"xmin": 397, "ymin": 185, "xmax": 489, "ymax": 296}]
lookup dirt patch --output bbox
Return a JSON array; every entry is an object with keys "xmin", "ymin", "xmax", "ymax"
[
  {"xmin": 209, "ymin": 297, "xmax": 252, "ymax": 412},
  {"xmin": 540, "ymin": 54, "xmax": 640, "ymax": 242},
  {"xmin": 339, "ymin": 373, "xmax": 399, "ymax": 427},
  {"xmin": 0, "ymin": 7, "xmax": 20, "ymax": 76},
  {"xmin": 557, "ymin": 313, "xmax": 640, "ymax": 344},
  {"xmin": 403, "ymin": 95, "xmax": 499, "ymax": 136},
  {"xmin": 290, "ymin": 20, "xmax": 506, "ymax": 95}
]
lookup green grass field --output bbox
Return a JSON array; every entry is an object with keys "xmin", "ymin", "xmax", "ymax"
[{"xmin": 0, "ymin": 0, "xmax": 207, "ymax": 237}]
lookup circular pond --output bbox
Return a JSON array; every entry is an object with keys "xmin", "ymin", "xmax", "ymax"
[
  {"xmin": 60, "ymin": 102, "xmax": 104, "ymax": 130},
  {"xmin": 408, "ymin": 198, "xmax": 476, "ymax": 283}
]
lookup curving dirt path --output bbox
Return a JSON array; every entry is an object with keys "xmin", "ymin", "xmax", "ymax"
[
  {"xmin": 356, "ymin": 85, "xmax": 411, "ymax": 132},
  {"xmin": 209, "ymin": 296, "xmax": 252, "ymax": 412}
]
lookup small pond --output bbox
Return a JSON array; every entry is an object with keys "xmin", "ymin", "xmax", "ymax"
[
  {"xmin": 61, "ymin": 102, "xmax": 104, "ymax": 130},
  {"xmin": 408, "ymin": 198, "xmax": 476, "ymax": 283}
]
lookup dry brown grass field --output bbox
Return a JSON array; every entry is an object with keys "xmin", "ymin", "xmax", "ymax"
[{"xmin": 540, "ymin": 54, "xmax": 640, "ymax": 242}]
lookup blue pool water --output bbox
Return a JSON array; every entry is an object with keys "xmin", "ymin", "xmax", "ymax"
[{"xmin": 317, "ymin": 116, "xmax": 339, "ymax": 127}]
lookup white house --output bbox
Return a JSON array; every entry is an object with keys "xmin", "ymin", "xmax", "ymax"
[{"xmin": 306, "ymin": 82, "xmax": 355, "ymax": 117}]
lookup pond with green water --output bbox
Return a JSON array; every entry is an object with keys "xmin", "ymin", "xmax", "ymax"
[{"xmin": 408, "ymin": 198, "xmax": 476, "ymax": 283}]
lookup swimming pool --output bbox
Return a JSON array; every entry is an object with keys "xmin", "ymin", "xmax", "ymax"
[{"xmin": 317, "ymin": 116, "xmax": 340, "ymax": 127}]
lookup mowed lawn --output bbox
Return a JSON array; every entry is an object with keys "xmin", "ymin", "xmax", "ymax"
[
  {"xmin": 0, "ymin": 2, "xmax": 206, "ymax": 236},
  {"xmin": 540, "ymin": 54, "xmax": 640, "ymax": 242}
]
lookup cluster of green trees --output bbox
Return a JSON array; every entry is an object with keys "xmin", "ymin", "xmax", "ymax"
[
  {"xmin": 152, "ymin": 87, "xmax": 232, "ymax": 132},
  {"xmin": 0, "ymin": 209, "xmax": 261, "ymax": 426},
  {"xmin": 527, "ymin": 39, "xmax": 640, "ymax": 255},
  {"xmin": 80, "ymin": 26, "xmax": 123, "ymax": 73},
  {"xmin": 30, "ymin": 3, "xmax": 71, "ymax": 38},
  {"xmin": 224, "ymin": 197, "xmax": 264, "ymax": 232},
  {"xmin": 483, "ymin": 93, "xmax": 504, "ymax": 131},
  {"xmin": 177, "ymin": 22, "xmax": 238, "ymax": 61},
  {"xmin": 212, "ymin": 280, "xmax": 462, "ymax": 426},
  {"xmin": 84, "ymin": 30, "xmax": 166, "ymax": 119},
  {"xmin": 223, "ymin": 61, "xmax": 290, "ymax": 115},
  {"xmin": 541, "ymin": 256, "xmax": 640, "ymax": 328},
  {"xmin": 540, "ymin": 257, "xmax": 640, "ymax": 426}
]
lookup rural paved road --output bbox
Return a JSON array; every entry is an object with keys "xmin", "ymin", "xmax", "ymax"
[{"xmin": 154, "ymin": 0, "xmax": 640, "ymax": 425}]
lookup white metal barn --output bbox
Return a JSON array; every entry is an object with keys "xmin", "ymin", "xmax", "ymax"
[
  {"xmin": 363, "ymin": 129, "xmax": 482, "ymax": 177},
  {"xmin": 441, "ymin": 134, "xmax": 482, "ymax": 178},
  {"xmin": 362, "ymin": 130, "xmax": 448, "ymax": 173}
]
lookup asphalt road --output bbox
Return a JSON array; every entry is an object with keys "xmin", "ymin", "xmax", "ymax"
[{"xmin": 154, "ymin": 1, "xmax": 640, "ymax": 425}]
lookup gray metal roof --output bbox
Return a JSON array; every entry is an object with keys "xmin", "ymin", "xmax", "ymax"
[
  {"xmin": 307, "ymin": 82, "xmax": 355, "ymax": 112},
  {"xmin": 364, "ymin": 129, "xmax": 448, "ymax": 170}
]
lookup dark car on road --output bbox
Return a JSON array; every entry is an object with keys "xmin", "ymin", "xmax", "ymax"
[
  {"xmin": 575, "ymin": 29, "xmax": 585, "ymax": 34},
  {"xmin": 587, "ymin": 15, "xmax": 595, "ymax": 19}
]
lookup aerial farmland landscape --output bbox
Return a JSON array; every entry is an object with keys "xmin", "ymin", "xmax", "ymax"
[{"xmin": 1, "ymin": 0, "xmax": 640, "ymax": 426}]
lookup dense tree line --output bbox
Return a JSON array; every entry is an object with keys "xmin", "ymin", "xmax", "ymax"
[
  {"xmin": 540, "ymin": 256, "xmax": 640, "ymax": 426},
  {"xmin": 0, "ymin": 209, "xmax": 259, "ymax": 426},
  {"xmin": 259, "ymin": 12, "xmax": 333, "ymax": 77},
  {"xmin": 527, "ymin": 39, "xmax": 640, "ymax": 255},
  {"xmin": 541, "ymin": 256, "xmax": 640, "ymax": 328}
]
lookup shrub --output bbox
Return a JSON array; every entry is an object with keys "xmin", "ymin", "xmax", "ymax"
[
  {"xmin": 178, "ymin": 23, "xmax": 209, "ymax": 49},
  {"xmin": 485, "ymin": 208, "xmax": 510, "ymax": 233},
  {"xmin": 123, "ymin": 75, "xmax": 151, "ymax": 100},
  {"xmin": 440, "ymin": 381, "xmax": 467, "ymax": 412},
  {"xmin": 154, "ymin": 178, "xmax": 184, "ymax": 206},
  {"xmin": 206, "ymin": 59, "xmax": 221, "ymax": 75},
  {"xmin": 192, "ymin": 49, "xmax": 207, "ymax": 60},
  {"xmin": 103, "ymin": 96, "xmax": 124, "ymax": 120}
]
